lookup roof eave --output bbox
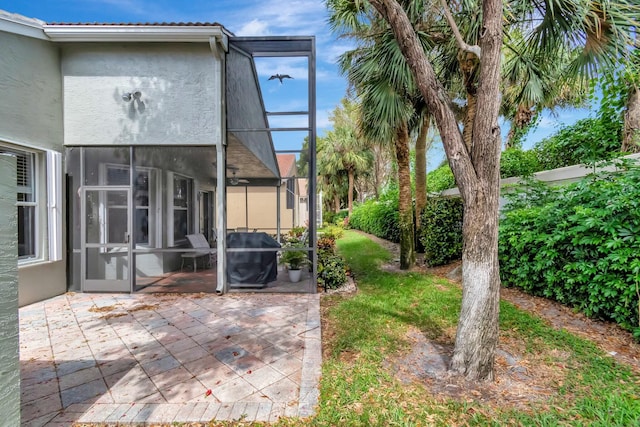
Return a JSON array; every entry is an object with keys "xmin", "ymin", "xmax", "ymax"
[
  {"xmin": 44, "ymin": 25, "xmax": 230, "ymax": 43},
  {"xmin": 0, "ymin": 12, "xmax": 48, "ymax": 40}
]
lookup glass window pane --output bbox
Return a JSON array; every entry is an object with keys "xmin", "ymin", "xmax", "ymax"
[
  {"xmin": 173, "ymin": 210, "xmax": 188, "ymax": 242},
  {"xmin": 18, "ymin": 205, "xmax": 35, "ymax": 258},
  {"xmin": 135, "ymin": 208, "xmax": 149, "ymax": 244},
  {"xmin": 84, "ymin": 147, "xmax": 130, "ymax": 185}
]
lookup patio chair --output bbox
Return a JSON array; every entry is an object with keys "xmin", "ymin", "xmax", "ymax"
[{"xmin": 181, "ymin": 233, "xmax": 216, "ymax": 272}]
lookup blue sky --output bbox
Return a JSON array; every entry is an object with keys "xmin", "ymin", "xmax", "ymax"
[{"xmin": 1, "ymin": 0, "xmax": 593, "ymax": 167}]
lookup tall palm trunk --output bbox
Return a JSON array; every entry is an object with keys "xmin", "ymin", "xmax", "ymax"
[
  {"xmin": 395, "ymin": 122, "xmax": 415, "ymax": 269},
  {"xmin": 415, "ymin": 115, "xmax": 429, "ymax": 229},
  {"xmin": 623, "ymin": 87, "xmax": 640, "ymax": 153},
  {"xmin": 347, "ymin": 168, "xmax": 355, "ymax": 214}
]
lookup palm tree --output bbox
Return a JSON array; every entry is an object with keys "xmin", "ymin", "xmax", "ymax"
[
  {"xmin": 326, "ymin": 99, "xmax": 373, "ymax": 215},
  {"xmin": 328, "ymin": 1, "xmax": 434, "ymax": 269}
]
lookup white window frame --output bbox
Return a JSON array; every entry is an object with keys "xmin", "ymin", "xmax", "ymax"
[
  {"xmin": 47, "ymin": 151, "xmax": 62, "ymax": 261},
  {"xmin": 1, "ymin": 143, "xmax": 45, "ymax": 264}
]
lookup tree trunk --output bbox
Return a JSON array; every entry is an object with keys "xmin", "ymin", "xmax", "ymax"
[
  {"xmin": 505, "ymin": 104, "xmax": 535, "ymax": 149},
  {"xmin": 459, "ymin": 51, "xmax": 479, "ymax": 153},
  {"xmin": 371, "ymin": 0, "xmax": 503, "ymax": 381},
  {"xmin": 395, "ymin": 122, "xmax": 415, "ymax": 270},
  {"xmin": 450, "ymin": 193, "xmax": 501, "ymax": 379},
  {"xmin": 623, "ymin": 86, "xmax": 640, "ymax": 153},
  {"xmin": 334, "ymin": 195, "xmax": 341, "ymax": 213},
  {"xmin": 347, "ymin": 168, "xmax": 355, "ymax": 214},
  {"xmin": 415, "ymin": 115, "xmax": 429, "ymax": 229}
]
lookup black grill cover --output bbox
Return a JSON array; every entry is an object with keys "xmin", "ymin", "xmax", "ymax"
[{"xmin": 227, "ymin": 232, "xmax": 281, "ymax": 286}]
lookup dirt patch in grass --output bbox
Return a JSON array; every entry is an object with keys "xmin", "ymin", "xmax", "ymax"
[{"xmin": 389, "ymin": 326, "xmax": 563, "ymax": 411}]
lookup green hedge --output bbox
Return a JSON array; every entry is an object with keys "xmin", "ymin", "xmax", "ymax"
[
  {"xmin": 427, "ymin": 164, "xmax": 456, "ymax": 192},
  {"xmin": 533, "ymin": 117, "xmax": 621, "ymax": 170},
  {"xmin": 499, "ymin": 167, "xmax": 640, "ymax": 337},
  {"xmin": 349, "ymin": 189, "xmax": 400, "ymax": 243},
  {"xmin": 501, "ymin": 148, "xmax": 541, "ymax": 178},
  {"xmin": 419, "ymin": 197, "xmax": 463, "ymax": 266}
]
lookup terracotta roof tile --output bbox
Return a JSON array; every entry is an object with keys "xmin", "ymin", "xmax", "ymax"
[{"xmin": 277, "ymin": 154, "xmax": 296, "ymax": 177}]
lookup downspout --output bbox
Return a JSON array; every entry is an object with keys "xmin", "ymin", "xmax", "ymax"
[{"xmin": 210, "ymin": 32, "xmax": 228, "ymax": 294}]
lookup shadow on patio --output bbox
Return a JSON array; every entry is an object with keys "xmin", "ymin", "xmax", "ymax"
[{"xmin": 19, "ymin": 292, "xmax": 320, "ymax": 425}]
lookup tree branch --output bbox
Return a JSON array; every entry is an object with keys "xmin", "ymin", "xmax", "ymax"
[{"xmin": 440, "ymin": 0, "xmax": 481, "ymax": 59}]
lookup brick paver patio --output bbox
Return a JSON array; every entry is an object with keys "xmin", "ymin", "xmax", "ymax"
[{"xmin": 19, "ymin": 292, "xmax": 321, "ymax": 425}]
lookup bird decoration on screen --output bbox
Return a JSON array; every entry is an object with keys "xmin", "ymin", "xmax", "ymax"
[{"xmin": 269, "ymin": 74, "xmax": 293, "ymax": 83}]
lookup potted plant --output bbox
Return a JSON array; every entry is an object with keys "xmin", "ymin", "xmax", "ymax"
[{"xmin": 280, "ymin": 242, "xmax": 309, "ymax": 282}]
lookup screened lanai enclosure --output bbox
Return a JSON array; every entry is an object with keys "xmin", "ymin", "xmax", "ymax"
[{"xmin": 65, "ymin": 36, "xmax": 317, "ymax": 295}]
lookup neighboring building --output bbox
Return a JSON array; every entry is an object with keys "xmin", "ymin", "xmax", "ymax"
[
  {"xmin": 0, "ymin": 10, "xmax": 317, "ymax": 304},
  {"xmin": 227, "ymin": 154, "xmax": 307, "ymax": 234}
]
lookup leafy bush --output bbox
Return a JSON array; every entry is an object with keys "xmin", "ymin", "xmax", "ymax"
[
  {"xmin": 499, "ymin": 166, "xmax": 640, "ymax": 336},
  {"xmin": 500, "ymin": 148, "xmax": 541, "ymax": 178},
  {"xmin": 533, "ymin": 117, "xmax": 621, "ymax": 170},
  {"xmin": 334, "ymin": 210, "xmax": 349, "ymax": 226},
  {"xmin": 419, "ymin": 197, "xmax": 463, "ymax": 266},
  {"xmin": 427, "ymin": 164, "xmax": 456, "ymax": 192},
  {"xmin": 318, "ymin": 254, "xmax": 348, "ymax": 290},
  {"xmin": 322, "ymin": 225, "xmax": 344, "ymax": 240},
  {"xmin": 349, "ymin": 189, "xmax": 400, "ymax": 243},
  {"xmin": 317, "ymin": 233, "xmax": 348, "ymax": 290}
]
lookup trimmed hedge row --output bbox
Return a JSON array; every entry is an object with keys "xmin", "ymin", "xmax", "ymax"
[
  {"xmin": 419, "ymin": 197, "xmax": 463, "ymax": 266},
  {"xmin": 348, "ymin": 189, "xmax": 400, "ymax": 243},
  {"xmin": 500, "ymin": 168, "xmax": 640, "ymax": 336}
]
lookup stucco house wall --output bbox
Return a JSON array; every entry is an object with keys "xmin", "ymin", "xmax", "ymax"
[
  {"xmin": 62, "ymin": 43, "xmax": 222, "ymax": 147},
  {"xmin": 0, "ymin": 154, "xmax": 19, "ymax": 424},
  {"xmin": 0, "ymin": 20, "xmax": 67, "ymax": 307},
  {"xmin": 227, "ymin": 185, "xmax": 297, "ymax": 232}
]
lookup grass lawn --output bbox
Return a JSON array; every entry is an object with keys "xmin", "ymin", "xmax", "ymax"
[
  {"xmin": 212, "ymin": 230, "xmax": 639, "ymax": 427},
  {"xmin": 273, "ymin": 230, "xmax": 640, "ymax": 427}
]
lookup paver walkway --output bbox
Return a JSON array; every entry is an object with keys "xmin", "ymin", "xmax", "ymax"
[{"xmin": 19, "ymin": 292, "xmax": 321, "ymax": 425}]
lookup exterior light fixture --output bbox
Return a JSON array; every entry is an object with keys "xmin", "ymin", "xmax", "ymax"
[{"xmin": 122, "ymin": 91, "xmax": 142, "ymax": 102}]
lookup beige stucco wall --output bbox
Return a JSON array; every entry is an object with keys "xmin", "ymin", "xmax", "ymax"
[
  {"xmin": 0, "ymin": 26, "xmax": 67, "ymax": 307},
  {"xmin": 227, "ymin": 186, "xmax": 297, "ymax": 232},
  {"xmin": 62, "ymin": 43, "xmax": 222, "ymax": 146}
]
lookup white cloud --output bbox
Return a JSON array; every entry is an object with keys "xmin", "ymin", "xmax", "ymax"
[
  {"xmin": 236, "ymin": 18, "xmax": 270, "ymax": 36},
  {"xmin": 316, "ymin": 109, "xmax": 332, "ymax": 130},
  {"xmin": 320, "ymin": 42, "xmax": 354, "ymax": 64}
]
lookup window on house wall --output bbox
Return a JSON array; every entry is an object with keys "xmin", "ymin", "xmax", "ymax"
[
  {"xmin": 17, "ymin": 151, "xmax": 37, "ymax": 259},
  {"xmin": 1, "ymin": 146, "xmax": 39, "ymax": 260},
  {"xmin": 286, "ymin": 178, "xmax": 295, "ymax": 209},
  {"xmin": 172, "ymin": 173, "xmax": 192, "ymax": 245},
  {"xmin": 135, "ymin": 170, "xmax": 151, "ymax": 246}
]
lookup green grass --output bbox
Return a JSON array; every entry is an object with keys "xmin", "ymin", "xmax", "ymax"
[{"xmin": 218, "ymin": 230, "xmax": 640, "ymax": 426}]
